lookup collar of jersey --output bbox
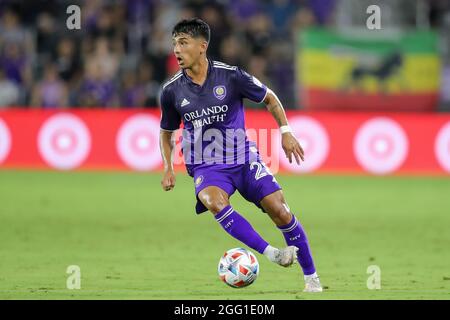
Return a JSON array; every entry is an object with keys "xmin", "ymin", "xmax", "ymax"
[{"xmin": 181, "ymin": 58, "xmax": 213, "ymax": 87}]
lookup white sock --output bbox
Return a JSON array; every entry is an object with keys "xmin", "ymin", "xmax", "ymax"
[
  {"xmin": 263, "ymin": 245, "xmax": 279, "ymax": 262},
  {"xmin": 304, "ymin": 272, "xmax": 318, "ymax": 280}
]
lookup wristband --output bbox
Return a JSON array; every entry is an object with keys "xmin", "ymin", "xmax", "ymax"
[{"xmin": 280, "ymin": 125, "xmax": 292, "ymax": 134}]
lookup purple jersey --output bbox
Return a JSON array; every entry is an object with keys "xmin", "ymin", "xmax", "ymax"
[{"xmin": 160, "ymin": 59, "xmax": 268, "ymax": 176}]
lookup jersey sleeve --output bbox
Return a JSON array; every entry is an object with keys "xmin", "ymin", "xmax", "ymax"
[
  {"xmin": 159, "ymin": 86, "xmax": 181, "ymax": 131},
  {"xmin": 235, "ymin": 68, "xmax": 268, "ymax": 103}
]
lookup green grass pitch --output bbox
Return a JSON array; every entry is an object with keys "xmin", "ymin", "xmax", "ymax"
[{"xmin": 0, "ymin": 170, "xmax": 449, "ymax": 300}]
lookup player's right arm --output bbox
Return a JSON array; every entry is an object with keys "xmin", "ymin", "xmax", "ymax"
[
  {"xmin": 160, "ymin": 130, "xmax": 176, "ymax": 191},
  {"xmin": 159, "ymin": 86, "xmax": 181, "ymax": 191}
]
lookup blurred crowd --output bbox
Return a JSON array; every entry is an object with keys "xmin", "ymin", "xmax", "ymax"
[
  {"xmin": 0, "ymin": 0, "xmax": 333, "ymax": 109},
  {"xmin": 0, "ymin": 0, "xmax": 448, "ymax": 109}
]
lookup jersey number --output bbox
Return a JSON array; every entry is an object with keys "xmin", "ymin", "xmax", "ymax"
[{"xmin": 250, "ymin": 161, "xmax": 269, "ymax": 180}]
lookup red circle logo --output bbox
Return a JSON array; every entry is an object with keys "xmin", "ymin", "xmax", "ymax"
[
  {"xmin": 38, "ymin": 113, "xmax": 91, "ymax": 170},
  {"xmin": 116, "ymin": 114, "xmax": 162, "ymax": 170},
  {"xmin": 354, "ymin": 117, "xmax": 408, "ymax": 174}
]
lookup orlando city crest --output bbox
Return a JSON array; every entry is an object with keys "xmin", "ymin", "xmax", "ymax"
[{"xmin": 213, "ymin": 85, "xmax": 226, "ymax": 100}]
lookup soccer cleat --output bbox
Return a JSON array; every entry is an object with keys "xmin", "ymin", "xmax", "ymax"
[
  {"xmin": 274, "ymin": 246, "xmax": 298, "ymax": 267},
  {"xmin": 303, "ymin": 275, "xmax": 323, "ymax": 293}
]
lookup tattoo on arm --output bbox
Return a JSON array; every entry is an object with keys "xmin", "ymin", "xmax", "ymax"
[
  {"xmin": 265, "ymin": 90, "xmax": 288, "ymax": 127},
  {"xmin": 268, "ymin": 102, "xmax": 284, "ymax": 127}
]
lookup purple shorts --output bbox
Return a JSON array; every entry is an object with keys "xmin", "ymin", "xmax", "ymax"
[{"xmin": 193, "ymin": 159, "xmax": 282, "ymax": 214}]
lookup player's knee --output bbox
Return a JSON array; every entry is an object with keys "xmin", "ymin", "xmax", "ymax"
[
  {"xmin": 208, "ymin": 201, "xmax": 229, "ymax": 215},
  {"xmin": 202, "ymin": 197, "xmax": 229, "ymax": 215},
  {"xmin": 198, "ymin": 189, "xmax": 230, "ymax": 215},
  {"xmin": 269, "ymin": 203, "xmax": 292, "ymax": 226},
  {"xmin": 208, "ymin": 192, "xmax": 230, "ymax": 214}
]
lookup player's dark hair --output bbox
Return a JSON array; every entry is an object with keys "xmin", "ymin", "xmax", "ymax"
[{"xmin": 172, "ymin": 18, "xmax": 210, "ymax": 43}]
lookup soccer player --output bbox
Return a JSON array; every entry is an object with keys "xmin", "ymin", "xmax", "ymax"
[{"xmin": 159, "ymin": 18, "xmax": 322, "ymax": 293}]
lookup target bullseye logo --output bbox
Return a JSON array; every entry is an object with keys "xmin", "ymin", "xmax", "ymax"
[
  {"xmin": 279, "ymin": 116, "xmax": 329, "ymax": 173},
  {"xmin": 0, "ymin": 118, "xmax": 12, "ymax": 164},
  {"xmin": 354, "ymin": 117, "xmax": 408, "ymax": 174},
  {"xmin": 38, "ymin": 113, "xmax": 91, "ymax": 170},
  {"xmin": 368, "ymin": 133, "xmax": 393, "ymax": 159},
  {"xmin": 435, "ymin": 121, "xmax": 450, "ymax": 173},
  {"xmin": 50, "ymin": 129, "xmax": 78, "ymax": 155},
  {"xmin": 130, "ymin": 130, "xmax": 155, "ymax": 156},
  {"xmin": 116, "ymin": 114, "xmax": 162, "ymax": 170}
]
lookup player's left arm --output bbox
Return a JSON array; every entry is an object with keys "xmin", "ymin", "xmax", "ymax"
[{"xmin": 263, "ymin": 89, "xmax": 304, "ymax": 165}]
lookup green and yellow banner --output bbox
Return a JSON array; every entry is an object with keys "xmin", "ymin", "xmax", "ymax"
[{"xmin": 298, "ymin": 28, "xmax": 441, "ymax": 111}]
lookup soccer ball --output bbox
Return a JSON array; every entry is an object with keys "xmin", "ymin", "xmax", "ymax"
[{"xmin": 218, "ymin": 248, "xmax": 259, "ymax": 288}]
